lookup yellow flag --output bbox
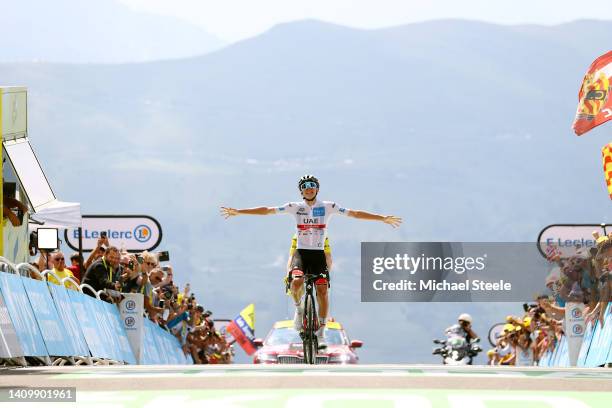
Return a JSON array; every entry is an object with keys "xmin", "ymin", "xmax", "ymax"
[
  {"xmin": 602, "ymin": 143, "xmax": 612, "ymax": 200},
  {"xmin": 239, "ymin": 303, "xmax": 255, "ymax": 332},
  {"xmin": 227, "ymin": 303, "xmax": 256, "ymax": 355}
]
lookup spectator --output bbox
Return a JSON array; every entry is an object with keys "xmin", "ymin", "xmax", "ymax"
[
  {"xmin": 66, "ymin": 252, "xmax": 84, "ymax": 282},
  {"xmin": 585, "ymin": 233, "xmax": 612, "ymax": 326},
  {"xmin": 514, "ymin": 326, "xmax": 535, "ymax": 366},
  {"xmin": 139, "ymin": 252, "xmax": 164, "ymax": 321},
  {"xmin": 82, "ymin": 246, "xmax": 122, "ymax": 299},
  {"xmin": 46, "ymin": 251, "xmax": 78, "ymax": 289},
  {"xmin": 487, "ymin": 326, "xmax": 514, "ymax": 365}
]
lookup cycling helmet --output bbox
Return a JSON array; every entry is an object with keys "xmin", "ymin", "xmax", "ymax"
[
  {"xmin": 458, "ymin": 313, "xmax": 472, "ymax": 324},
  {"xmin": 298, "ymin": 174, "xmax": 320, "ymax": 191}
]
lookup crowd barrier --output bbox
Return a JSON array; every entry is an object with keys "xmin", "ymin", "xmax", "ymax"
[
  {"xmin": 0, "ymin": 258, "xmax": 192, "ymax": 366},
  {"xmin": 539, "ymin": 303, "xmax": 612, "ymax": 367}
]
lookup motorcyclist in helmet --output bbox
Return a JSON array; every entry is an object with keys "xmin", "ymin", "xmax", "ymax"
[{"xmin": 445, "ymin": 313, "xmax": 479, "ymax": 343}]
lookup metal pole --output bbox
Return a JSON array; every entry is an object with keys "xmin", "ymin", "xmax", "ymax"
[{"xmin": 78, "ymin": 227, "xmax": 84, "ymax": 275}]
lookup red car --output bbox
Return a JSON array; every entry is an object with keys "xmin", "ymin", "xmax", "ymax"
[{"xmin": 253, "ymin": 320, "xmax": 362, "ymax": 364}]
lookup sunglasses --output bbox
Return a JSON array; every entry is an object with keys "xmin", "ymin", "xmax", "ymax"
[
  {"xmin": 55, "ymin": 257, "xmax": 65, "ymax": 261},
  {"xmin": 146, "ymin": 262, "xmax": 157, "ymax": 266},
  {"xmin": 300, "ymin": 181, "xmax": 318, "ymax": 190}
]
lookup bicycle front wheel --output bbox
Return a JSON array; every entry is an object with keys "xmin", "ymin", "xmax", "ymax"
[{"xmin": 303, "ymin": 291, "xmax": 317, "ymax": 364}]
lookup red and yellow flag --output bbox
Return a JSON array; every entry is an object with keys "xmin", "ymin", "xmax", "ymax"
[
  {"xmin": 602, "ymin": 143, "xmax": 612, "ymax": 199},
  {"xmin": 573, "ymin": 51, "xmax": 612, "ymax": 136}
]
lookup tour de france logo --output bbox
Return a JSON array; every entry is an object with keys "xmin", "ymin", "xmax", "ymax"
[
  {"xmin": 571, "ymin": 307, "xmax": 583, "ymax": 319},
  {"xmin": 125, "ymin": 317, "xmax": 135, "ymax": 327},
  {"xmin": 134, "ymin": 225, "xmax": 152, "ymax": 243},
  {"xmin": 572, "ymin": 324, "xmax": 584, "ymax": 336},
  {"xmin": 126, "ymin": 300, "xmax": 136, "ymax": 311}
]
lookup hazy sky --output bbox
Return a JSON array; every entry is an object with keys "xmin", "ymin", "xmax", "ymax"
[{"xmin": 119, "ymin": 0, "xmax": 612, "ymax": 42}]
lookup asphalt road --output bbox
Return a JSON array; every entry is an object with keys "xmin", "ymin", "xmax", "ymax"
[{"xmin": 0, "ymin": 364, "xmax": 610, "ymax": 407}]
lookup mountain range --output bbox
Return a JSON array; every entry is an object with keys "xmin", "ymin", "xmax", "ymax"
[{"xmin": 0, "ymin": 0, "xmax": 224, "ymax": 63}]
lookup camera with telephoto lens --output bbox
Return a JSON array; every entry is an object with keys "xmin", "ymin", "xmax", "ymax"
[{"xmin": 522, "ymin": 303, "xmax": 537, "ymax": 312}]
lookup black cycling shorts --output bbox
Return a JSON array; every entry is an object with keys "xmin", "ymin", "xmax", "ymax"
[{"xmin": 287, "ymin": 248, "xmax": 330, "ymax": 287}]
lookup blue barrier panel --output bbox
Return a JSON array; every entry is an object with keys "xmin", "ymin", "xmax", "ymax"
[
  {"xmin": 538, "ymin": 348, "xmax": 552, "ymax": 367},
  {"xmin": 0, "ymin": 289, "xmax": 24, "ymax": 358},
  {"xmin": 169, "ymin": 332, "xmax": 189, "ymax": 365},
  {"xmin": 46, "ymin": 284, "xmax": 90, "ymax": 357},
  {"xmin": 545, "ymin": 349, "xmax": 553, "ymax": 367},
  {"xmin": 67, "ymin": 290, "xmax": 113, "ymax": 359},
  {"xmin": 101, "ymin": 301, "xmax": 136, "ymax": 364},
  {"xmin": 163, "ymin": 331, "xmax": 178, "ymax": 364},
  {"xmin": 161, "ymin": 329, "xmax": 183, "ymax": 365},
  {"xmin": 607, "ymin": 305, "xmax": 612, "ymax": 364},
  {"xmin": 157, "ymin": 327, "xmax": 176, "ymax": 364},
  {"xmin": 557, "ymin": 336, "xmax": 569, "ymax": 367},
  {"xmin": 140, "ymin": 319, "xmax": 190, "ymax": 365},
  {"xmin": 141, "ymin": 325, "xmax": 153, "ymax": 364},
  {"xmin": 163, "ymin": 326, "xmax": 191, "ymax": 365},
  {"xmin": 90, "ymin": 296, "xmax": 127, "ymax": 362},
  {"xmin": 0, "ymin": 272, "xmax": 48, "ymax": 357},
  {"xmin": 584, "ymin": 316, "xmax": 602, "ymax": 366},
  {"xmin": 20, "ymin": 278, "xmax": 74, "ymax": 357},
  {"xmin": 150, "ymin": 322, "xmax": 166, "ymax": 364},
  {"xmin": 153, "ymin": 325, "xmax": 170, "ymax": 365},
  {"xmin": 549, "ymin": 339, "xmax": 559, "ymax": 367},
  {"xmin": 584, "ymin": 320, "xmax": 602, "ymax": 367},
  {"xmin": 142, "ymin": 319, "xmax": 162, "ymax": 364},
  {"xmin": 550, "ymin": 336, "xmax": 563, "ymax": 367},
  {"xmin": 584, "ymin": 304, "xmax": 612, "ymax": 367},
  {"xmin": 577, "ymin": 321, "xmax": 594, "ymax": 367},
  {"xmin": 606, "ymin": 312, "xmax": 612, "ymax": 363}
]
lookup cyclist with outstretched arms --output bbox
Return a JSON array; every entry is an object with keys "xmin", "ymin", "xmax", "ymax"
[{"xmin": 220, "ymin": 175, "xmax": 402, "ymax": 347}]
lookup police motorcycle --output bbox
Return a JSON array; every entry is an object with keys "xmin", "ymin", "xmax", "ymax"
[{"xmin": 432, "ymin": 316, "xmax": 482, "ymax": 365}]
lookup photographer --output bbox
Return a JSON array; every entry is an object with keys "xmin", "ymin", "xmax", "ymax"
[{"xmin": 119, "ymin": 253, "xmax": 141, "ymax": 293}]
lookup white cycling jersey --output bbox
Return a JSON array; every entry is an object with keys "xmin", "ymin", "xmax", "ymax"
[{"xmin": 275, "ymin": 200, "xmax": 350, "ymax": 250}]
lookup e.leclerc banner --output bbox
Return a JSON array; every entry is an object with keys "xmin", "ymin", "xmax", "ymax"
[
  {"xmin": 537, "ymin": 224, "xmax": 611, "ymax": 258},
  {"xmin": 65, "ymin": 215, "xmax": 162, "ymax": 252}
]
